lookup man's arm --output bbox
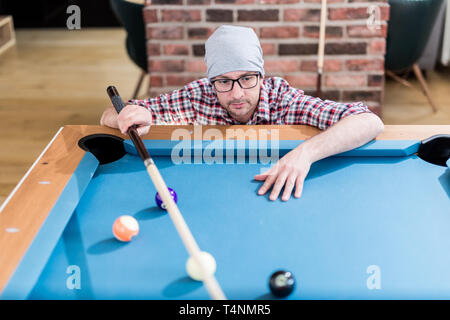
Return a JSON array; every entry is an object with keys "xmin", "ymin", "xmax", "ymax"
[
  {"xmin": 298, "ymin": 112, "xmax": 384, "ymax": 163},
  {"xmin": 100, "ymin": 82, "xmax": 201, "ymax": 135},
  {"xmin": 255, "ymin": 112, "xmax": 384, "ymax": 201}
]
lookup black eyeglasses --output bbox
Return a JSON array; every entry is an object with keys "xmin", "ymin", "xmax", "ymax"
[{"xmin": 211, "ymin": 73, "xmax": 260, "ymax": 93}]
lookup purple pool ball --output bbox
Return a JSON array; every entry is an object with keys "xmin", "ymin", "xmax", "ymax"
[{"xmin": 155, "ymin": 187, "xmax": 178, "ymax": 210}]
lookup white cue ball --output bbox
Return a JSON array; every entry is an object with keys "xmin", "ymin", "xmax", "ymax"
[{"xmin": 186, "ymin": 251, "xmax": 216, "ymax": 281}]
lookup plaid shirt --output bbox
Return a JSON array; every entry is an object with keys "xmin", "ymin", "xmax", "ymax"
[{"xmin": 128, "ymin": 77, "xmax": 371, "ymax": 130}]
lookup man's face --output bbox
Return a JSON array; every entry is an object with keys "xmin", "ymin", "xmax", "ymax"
[{"xmin": 212, "ymin": 71, "xmax": 262, "ymax": 123}]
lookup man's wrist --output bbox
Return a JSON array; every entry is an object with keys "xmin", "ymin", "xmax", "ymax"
[{"xmin": 295, "ymin": 141, "xmax": 315, "ymax": 165}]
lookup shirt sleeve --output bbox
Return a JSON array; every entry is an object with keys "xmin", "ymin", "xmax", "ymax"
[
  {"xmin": 279, "ymin": 79, "xmax": 372, "ymax": 130},
  {"xmin": 127, "ymin": 87, "xmax": 196, "ymax": 125}
]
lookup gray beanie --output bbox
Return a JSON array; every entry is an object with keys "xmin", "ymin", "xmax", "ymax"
[{"xmin": 204, "ymin": 25, "xmax": 265, "ymax": 80}]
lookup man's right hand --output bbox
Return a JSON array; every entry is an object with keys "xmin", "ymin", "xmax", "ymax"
[{"xmin": 100, "ymin": 104, "xmax": 152, "ymax": 136}]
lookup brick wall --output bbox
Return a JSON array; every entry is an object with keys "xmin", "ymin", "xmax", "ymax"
[{"xmin": 143, "ymin": 0, "xmax": 389, "ymax": 116}]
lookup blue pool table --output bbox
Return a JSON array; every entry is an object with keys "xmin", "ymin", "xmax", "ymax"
[{"xmin": 0, "ymin": 125, "xmax": 449, "ymax": 300}]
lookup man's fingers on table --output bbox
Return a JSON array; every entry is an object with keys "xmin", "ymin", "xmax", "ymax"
[
  {"xmin": 257, "ymin": 173, "xmax": 277, "ymax": 195},
  {"xmin": 254, "ymin": 172, "xmax": 270, "ymax": 181},
  {"xmin": 269, "ymin": 172, "xmax": 289, "ymax": 201},
  {"xmin": 254, "ymin": 163, "xmax": 282, "ymax": 180},
  {"xmin": 294, "ymin": 175, "xmax": 305, "ymax": 198},
  {"xmin": 281, "ymin": 174, "xmax": 297, "ymax": 201},
  {"xmin": 254, "ymin": 165, "xmax": 274, "ymax": 182}
]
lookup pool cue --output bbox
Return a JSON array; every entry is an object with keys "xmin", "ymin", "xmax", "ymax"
[
  {"xmin": 316, "ymin": 0, "xmax": 327, "ymax": 99},
  {"xmin": 106, "ymin": 86, "xmax": 227, "ymax": 300}
]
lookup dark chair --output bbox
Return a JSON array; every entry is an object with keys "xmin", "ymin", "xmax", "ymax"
[
  {"xmin": 110, "ymin": 0, "xmax": 148, "ymax": 99},
  {"xmin": 385, "ymin": 0, "xmax": 444, "ymax": 112}
]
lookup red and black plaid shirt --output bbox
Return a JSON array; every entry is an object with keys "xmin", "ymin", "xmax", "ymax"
[{"xmin": 128, "ymin": 77, "xmax": 371, "ymax": 130}]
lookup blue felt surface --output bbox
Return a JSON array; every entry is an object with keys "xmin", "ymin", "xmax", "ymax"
[{"xmin": 22, "ymin": 140, "xmax": 450, "ymax": 300}]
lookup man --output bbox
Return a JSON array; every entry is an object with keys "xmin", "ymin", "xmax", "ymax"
[{"xmin": 101, "ymin": 25, "xmax": 384, "ymax": 201}]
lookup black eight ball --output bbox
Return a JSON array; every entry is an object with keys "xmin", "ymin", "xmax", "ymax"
[{"xmin": 269, "ymin": 270, "xmax": 295, "ymax": 298}]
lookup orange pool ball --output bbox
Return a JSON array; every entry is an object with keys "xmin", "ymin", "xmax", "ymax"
[{"xmin": 112, "ymin": 215, "xmax": 139, "ymax": 242}]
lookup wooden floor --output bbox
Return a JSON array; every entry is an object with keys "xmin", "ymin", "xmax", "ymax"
[
  {"xmin": 383, "ymin": 68, "xmax": 450, "ymax": 124},
  {"xmin": 1, "ymin": 28, "xmax": 450, "ymax": 205}
]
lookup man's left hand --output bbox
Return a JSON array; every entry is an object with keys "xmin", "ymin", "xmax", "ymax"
[{"xmin": 254, "ymin": 147, "xmax": 312, "ymax": 201}]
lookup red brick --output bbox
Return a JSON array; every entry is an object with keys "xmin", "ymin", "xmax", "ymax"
[
  {"xmin": 166, "ymin": 75, "xmax": 199, "ymax": 86},
  {"xmin": 188, "ymin": 28, "xmax": 214, "ymax": 39},
  {"xmin": 304, "ymin": 0, "xmax": 344, "ymax": 3},
  {"xmin": 300, "ymin": 60, "xmax": 343, "ymax": 72},
  {"xmin": 192, "ymin": 44, "xmax": 205, "ymax": 56},
  {"xmin": 187, "ymin": 60, "xmax": 207, "ymax": 73},
  {"xmin": 326, "ymin": 61, "xmax": 342, "ymax": 72},
  {"xmin": 264, "ymin": 59, "xmax": 300, "ymax": 72},
  {"xmin": 150, "ymin": 75, "xmax": 163, "ymax": 87},
  {"xmin": 206, "ymin": 9, "xmax": 233, "ymax": 22},
  {"xmin": 260, "ymin": 26, "xmax": 299, "ymax": 39},
  {"xmin": 147, "ymin": 27, "xmax": 183, "ymax": 40},
  {"xmin": 151, "ymin": 0, "xmax": 182, "ymax": 4},
  {"xmin": 161, "ymin": 10, "xmax": 201, "ymax": 22},
  {"xmin": 304, "ymin": 89, "xmax": 340, "ymax": 101},
  {"xmin": 285, "ymin": 74, "xmax": 318, "ymax": 88},
  {"xmin": 325, "ymin": 42, "xmax": 367, "ymax": 55},
  {"xmin": 347, "ymin": 24, "xmax": 387, "ymax": 38},
  {"xmin": 380, "ymin": 5, "xmax": 390, "ymax": 21},
  {"xmin": 345, "ymin": 59, "xmax": 384, "ymax": 71},
  {"xmin": 368, "ymin": 74, "xmax": 384, "ymax": 87},
  {"xmin": 325, "ymin": 74, "xmax": 366, "ymax": 87},
  {"xmin": 279, "ymin": 43, "xmax": 317, "ymax": 55},
  {"xmin": 349, "ymin": 0, "xmax": 387, "ymax": 2},
  {"xmin": 187, "ymin": 0, "xmax": 211, "ymax": 4},
  {"xmin": 238, "ymin": 10, "xmax": 279, "ymax": 21},
  {"xmin": 258, "ymin": 0, "xmax": 299, "ymax": 3},
  {"xmin": 303, "ymin": 26, "xmax": 343, "ymax": 39},
  {"xmin": 216, "ymin": 0, "xmax": 254, "ymax": 3},
  {"xmin": 163, "ymin": 44, "xmax": 189, "ymax": 56},
  {"xmin": 147, "ymin": 43, "xmax": 161, "ymax": 56},
  {"xmin": 261, "ymin": 43, "xmax": 277, "ymax": 55},
  {"xmin": 149, "ymin": 60, "xmax": 185, "ymax": 73},
  {"xmin": 319, "ymin": 91, "xmax": 340, "ymax": 101},
  {"xmin": 143, "ymin": 9, "xmax": 158, "ymax": 23},
  {"xmin": 368, "ymin": 39, "xmax": 386, "ymax": 55},
  {"xmin": 283, "ymin": 9, "xmax": 320, "ymax": 22},
  {"xmin": 300, "ymin": 60, "xmax": 317, "ymax": 72},
  {"xmin": 329, "ymin": 7, "xmax": 369, "ymax": 20},
  {"xmin": 342, "ymin": 90, "xmax": 381, "ymax": 101}
]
